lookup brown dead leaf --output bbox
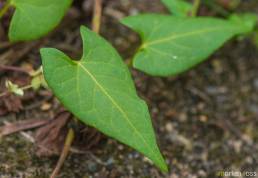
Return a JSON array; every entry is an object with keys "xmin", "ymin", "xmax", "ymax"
[
  {"xmin": 0, "ymin": 94, "xmax": 23, "ymax": 116},
  {"xmin": 75, "ymin": 124, "xmax": 104, "ymax": 150},
  {"xmin": 35, "ymin": 111, "xmax": 71, "ymax": 157}
]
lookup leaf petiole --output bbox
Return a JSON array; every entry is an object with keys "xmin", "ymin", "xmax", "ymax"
[{"xmin": 192, "ymin": 0, "xmax": 201, "ymax": 17}]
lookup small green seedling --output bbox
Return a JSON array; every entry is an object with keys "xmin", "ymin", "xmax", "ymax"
[
  {"xmin": 5, "ymin": 80, "xmax": 24, "ymax": 96},
  {"xmin": 6, "ymin": 0, "xmax": 72, "ymax": 42},
  {"xmin": 1, "ymin": 0, "xmax": 257, "ymax": 172}
]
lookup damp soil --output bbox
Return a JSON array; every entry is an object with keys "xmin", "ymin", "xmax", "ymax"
[{"xmin": 0, "ymin": 0, "xmax": 258, "ymax": 178}]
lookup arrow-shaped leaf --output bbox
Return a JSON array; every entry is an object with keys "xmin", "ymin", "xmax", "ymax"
[
  {"xmin": 40, "ymin": 26, "xmax": 167, "ymax": 171},
  {"xmin": 121, "ymin": 14, "xmax": 254, "ymax": 76},
  {"xmin": 9, "ymin": 0, "xmax": 72, "ymax": 42}
]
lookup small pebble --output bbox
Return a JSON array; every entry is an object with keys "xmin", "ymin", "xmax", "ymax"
[
  {"xmin": 165, "ymin": 122, "xmax": 174, "ymax": 132},
  {"xmin": 178, "ymin": 113, "xmax": 187, "ymax": 122},
  {"xmin": 87, "ymin": 162, "xmax": 98, "ymax": 173},
  {"xmin": 170, "ymin": 174, "xmax": 179, "ymax": 178},
  {"xmin": 199, "ymin": 115, "xmax": 208, "ymax": 122}
]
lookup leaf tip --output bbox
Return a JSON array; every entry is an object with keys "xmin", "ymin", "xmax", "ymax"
[
  {"xmin": 161, "ymin": 163, "xmax": 169, "ymax": 173},
  {"xmin": 153, "ymin": 151, "xmax": 169, "ymax": 172}
]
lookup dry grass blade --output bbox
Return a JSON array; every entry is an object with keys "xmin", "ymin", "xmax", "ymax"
[
  {"xmin": 50, "ymin": 128, "xmax": 75, "ymax": 178},
  {"xmin": 0, "ymin": 118, "xmax": 51, "ymax": 137}
]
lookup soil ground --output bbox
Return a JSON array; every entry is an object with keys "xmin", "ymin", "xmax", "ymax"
[{"xmin": 0, "ymin": 0, "xmax": 258, "ymax": 178}]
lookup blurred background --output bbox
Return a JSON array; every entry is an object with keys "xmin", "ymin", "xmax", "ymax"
[{"xmin": 0, "ymin": 0, "xmax": 258, "ymax": 177}]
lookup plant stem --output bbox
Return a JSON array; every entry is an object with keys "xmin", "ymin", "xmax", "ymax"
[
  {"xmin": 192, "ymin": 0, "xmax": 201, "ymax": 17},
  {"xmin": 92, "ymin": 0, "xmax": 102, "ymax": 33},
  {"xmin": 50, "ymin": 128, "xmax": 75, "ymax": 178},
  {"xmin": 20, "ymin": 84, "xmax": 33, "ymax": 91},
  {"xmin": 0, "ymin": 1, "xmax": 11, "ymax": 19}
]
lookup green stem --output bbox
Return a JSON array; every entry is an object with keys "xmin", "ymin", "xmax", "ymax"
[
  {"xmin": 20, "ymin": 84, "xmax": 33, "ymax": 91},
  {"xmin": 192, "ymin": 0, "xmax": 201, "ymax": 17},
  {"xmin": 0, "ymin": 1, "xmax": 11, "ymax": 19}
]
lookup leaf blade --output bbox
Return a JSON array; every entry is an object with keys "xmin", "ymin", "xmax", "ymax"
[
  {"xmin": 9, "ymin": 0, "xmax": 72, "ymax": 42},
  {"xmin": 121, "ymin": 14, "xmax": 252, "ymax": 76},
  {"xmin": 41, "ymin": 26, "xmax": 167, "ymax": 171}
]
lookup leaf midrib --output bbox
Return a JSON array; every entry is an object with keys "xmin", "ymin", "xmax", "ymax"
[
  {"xmin": 143, "ymin": 26, "xmax": 235, "ymax": 47},
  {"xmin": 77, "ymin": 62, "xmax": 162, "ymax": 164}
]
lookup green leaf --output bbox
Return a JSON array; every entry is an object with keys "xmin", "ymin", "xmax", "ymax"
[
  {"xmin": 40, "ymin": 26, "xmax": 167, "ymax": 171},
  {"xmin": 121, "ymin": 14, "xmax": 253, "ymax": 76},
  {"xmin": 162, "ymin": 0, "xmax": 192, "ymax": 17},
  {"xmin": 229, "ymin": 13, "xmax": 257, "ymax": 34},
  {"xmin": 9, "ymin": 0, "xmax": 72, "ymax": 42}
]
